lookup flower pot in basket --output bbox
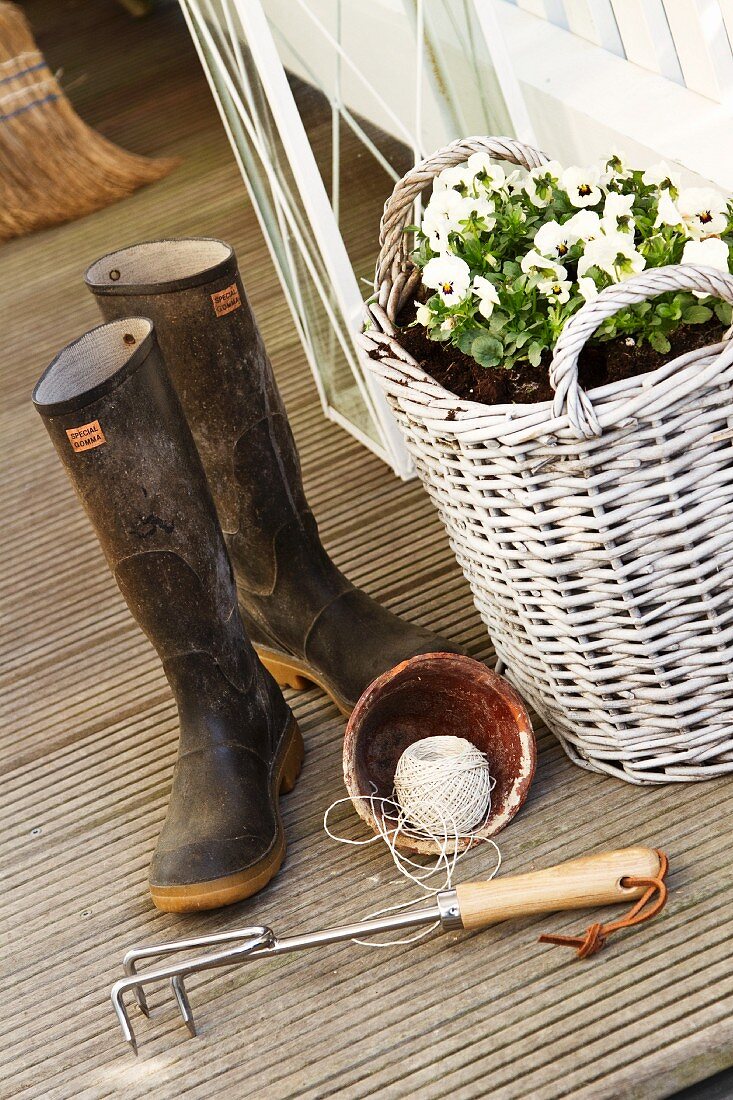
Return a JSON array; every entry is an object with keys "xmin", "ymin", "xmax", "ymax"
[{"xmin": 360, "ymin": 135, "xmax": 733, "ymax": 784}]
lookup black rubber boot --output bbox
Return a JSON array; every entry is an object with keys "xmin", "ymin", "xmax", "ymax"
[
  {"xmin": 33, "ymin": 318, "xmax": 303, "ymax": 912},
  {"xmin": 85, "ymin": 239, "xmax": 465, "ymax": 714}
]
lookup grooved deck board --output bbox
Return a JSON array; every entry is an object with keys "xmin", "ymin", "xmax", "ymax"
[{"xmin": 1, "ymin": 3, "xmax": 731, "ymax": 1098}]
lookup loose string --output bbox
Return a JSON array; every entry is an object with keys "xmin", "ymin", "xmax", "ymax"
[{"xmin": 324, "ymin": 785, "xmax": 500, "ymax": 947}]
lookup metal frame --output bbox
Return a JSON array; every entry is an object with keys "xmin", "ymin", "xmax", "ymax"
[
  {"xmin": 179, "ymin": 0, "xmax": 533, "ymax": 479},
  {"xmin": 179, "ymin": 0, "xmax": 415, "ymax": 477}
]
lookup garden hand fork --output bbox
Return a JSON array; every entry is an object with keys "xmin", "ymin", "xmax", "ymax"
[{"xmin": 112, "ymin": 846, "xmax": 668, "ymax": 1053}]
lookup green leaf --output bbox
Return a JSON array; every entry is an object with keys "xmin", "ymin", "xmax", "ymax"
[
  {"xmin": 461, "ymin": 235, "xmax": 486, "ymax": 267},
  {"xmin": 528, "ymin": 342, "xmax": 543, "ymax": 367},
  {"xmin": 648, "ymin": 330, "xmax": 671, "ymax": 354},
  {"xmin": 714, "ymin": 301, "xmax": 733, "ymax": 326},
  {"xmin": 656, "ymin": 302, "xmax": 680, "ymax": 321},
  {"xmin": 471, "ymin": 333, "xmax": 503, "ymax": 368},
  {"xmin": 681, "ymin": 305, "xmax": 713, "ymax": 325},
  {"xmin": 458, "ymin": 327, "xmax": 483, "ymax": 355}
]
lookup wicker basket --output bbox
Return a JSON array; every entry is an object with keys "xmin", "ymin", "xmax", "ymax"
[{"xmin": 360, "ymin": 135, "xmax": 733, "ymax": 784}]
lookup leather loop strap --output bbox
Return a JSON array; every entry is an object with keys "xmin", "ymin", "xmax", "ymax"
[{"xmin": 538, "ymin": 850, "xmax": 669, "ymax": 959}]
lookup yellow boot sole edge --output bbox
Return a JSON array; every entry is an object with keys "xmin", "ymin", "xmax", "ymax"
[{"xmin": 254, "ymin": 643, "xmax": 352, "ymax": 717}]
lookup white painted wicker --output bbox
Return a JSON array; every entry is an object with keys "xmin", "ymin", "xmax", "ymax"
[{"xmin": 360, "ymin": 135, "xmax": 733, "ymax": 783}]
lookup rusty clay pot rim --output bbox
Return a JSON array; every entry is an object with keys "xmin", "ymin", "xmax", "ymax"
[{"xmin": 342, "ymin": 652, "xmax": 536, "ymax": 855}]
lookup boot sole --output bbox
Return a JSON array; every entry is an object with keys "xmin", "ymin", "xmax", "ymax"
[
  {"xmin": 254, "ymin": 644, "xmax": 352, "ymax": 716},
  {"xmin": 149, "ymin": 716, "xmax": 304, "ymax": 913}
]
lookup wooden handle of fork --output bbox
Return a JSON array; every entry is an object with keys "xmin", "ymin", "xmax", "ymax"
[{"xmin": 456, "ymin": 847, "xmax": 662, "ymax": 931}]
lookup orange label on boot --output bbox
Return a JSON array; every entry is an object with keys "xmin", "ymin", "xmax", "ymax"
[
  {"xmin": 66, "ymin": 420, "xmax": 106, "ymax": 453},
  {"xmin": 211, "ymin": 283, "xmax": 241, "ymax": 317}
]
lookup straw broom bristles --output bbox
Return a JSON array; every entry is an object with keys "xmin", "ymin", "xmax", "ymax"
[{"xmin": 0, "ymin": 2, "xmax": 177, "ymax": 242}]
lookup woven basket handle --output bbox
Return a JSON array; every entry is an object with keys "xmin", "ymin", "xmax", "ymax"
[
  {"xmin": 550, "ymin": 264, "xmax": 733, "ymax": 439},
  {"xmin": 374, "ymin": 136, "xmax": 548, "ymax": 316}
]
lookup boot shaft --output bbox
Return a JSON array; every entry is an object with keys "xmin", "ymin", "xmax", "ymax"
[
  {"xmin": 85, "ymin": 240, "xmax": 312, "ymax": 591},
  {"xmin": 32, "ymin": 317, "xmax": 254, "ymax": 694}
]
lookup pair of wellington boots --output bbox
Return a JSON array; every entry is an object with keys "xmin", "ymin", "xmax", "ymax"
[{"xmin": 33, "ymin": 238, "xmax": 461, "ymax": 913}]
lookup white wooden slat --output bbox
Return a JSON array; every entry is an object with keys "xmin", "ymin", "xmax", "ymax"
[
  {"xmin": 514, "ymin": 0, "xmax": 570, "ymax": 21},
  {"xmin": 543, "ymin": 0, "xmax": 570, "ymax": 26},
  {"xmin": 663, "ymin": 0, "xmax": 733, "ymax": 105},
  {"xmin": 584, "ymin": 0, "xmax": 626, "ymax": 53},
  {"xmin": 516, "ymin": 0, "xmax": 549, "ymax": 17},
  {"xmin": 640, "ymin": 0, "xmax": 685, "ymax": 81},
  {"xmin": 720, "ymin": 0, "xmax": 733, "ymax": 44},
  {"xmin": 563, "ymin": 0, "xmax": 604, "ymax": 44},
  {"xmin": 609, "ymin": 0, "xmax": 660, "ymax": 73},
  {"xmin": 610, "ymin": 0, "xmax": 684, "ymax": 82}
]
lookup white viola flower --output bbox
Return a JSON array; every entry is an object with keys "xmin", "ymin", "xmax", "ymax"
[
  {"xmin": 472, "ymin": 275, "xmax": 500, "ymax": 319},
  {"xmin": 422, "ymin": 255, "xmax": 472, "ymax": 306},
  {"xmin": 534, "ymin": 220, "xmax": 574, "ymax": 261},
  {"xmin": 523, "ymin": 160, "xmax": 563, "ymax": 208},
  {"xmin": 600, "ymin": 150, "xmax": 631, "ymax": 183},
  {"xmin": 537, "ymin": 274, "xmax": 572, "ymax": 305},
  {"xmin": 562, "ymin": 165, "xmax": 602, "ymax": 208},
  {"xmin": 502, "ymin": 169, "xmax": 523, "ymax": 196},
  {"xmin": 440, "ymin": 317, "xmax": 456, "ymax": 334},
  {"xmin": 520, "ymin": 249, "xmax": 565, "ymax": 278},
  {"xmin": 455, "ymin": 193, "xmax": 496, "ymax": 229},
  {"xmin": 578, "ymin": 232, "xmax": 646, "ymax": 282},
  {"xmin": 415, "ymin": 302, "xmax": 433, "ymax": 326},
  {"xmin": 655, "ymin": 190, "xmax": 684, "ymax": 230},
  {"xmin": 602, "ymin": 191, "xmax": 635, "ymax": 235},
  {"xmin": 642, "ymin": 162, "xmax": 681, "ymax": 193},
  {"xmin": 466, "ymin": 152, "xmax": 506, "ymax": 192},
  {"xmin": 433, "ymin": 164, "xmax": 474, "ymax": 193},
  {"xmin": 422, "ymin": 188, "xmax": 464, "ymax": 252},
  {"xmin": 423, "ymin": 188, "xmax": 464, "ymax": 228},
  {"xmin": 681, "ymin": 237, "xmax": 731, "ymax": 275},
  {"xmin": 578, "ymin": 276, "xmax": 600, "ymax": 302},
  {"xmin": 677, "ymin": 187, "xmax": 729, "ymax": 240},
  {"xmin": 425, "ymin": 222, "xmax": 451, "ymax": 254},
  {"xmin": 565, "ymin": 209, "xmax": 602, "ymax": 243}
]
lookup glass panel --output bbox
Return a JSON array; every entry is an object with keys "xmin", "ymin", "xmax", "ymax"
[
  {"xmin": 181, "ymin": 0, "xmax": 522, "ymax": 470},
  {"xmin": 183, "ymin": 0, "xmax": 387, "ymax": 447}
]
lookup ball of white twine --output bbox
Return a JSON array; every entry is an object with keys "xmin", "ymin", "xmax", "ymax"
[
  {"xmin": 324, "ymin": 735, "xmax": 499, "ymax": 947},
  {"xmin": 393, "ymin": 735, "xmax": 493, "ymax": 834}
]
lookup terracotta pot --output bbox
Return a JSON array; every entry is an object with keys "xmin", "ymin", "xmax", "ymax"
[{"xmin": 343, "ymin": 652, "xmax": 536, "ymax": 854}]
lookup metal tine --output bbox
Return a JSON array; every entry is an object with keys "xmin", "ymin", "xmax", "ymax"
[
  {"xmin": 111, "ymin": 981, "xmax": 138, "ymax": 1056},
  {"xmin": 171, "ymin": 975, "xmax": 195, "ymax": 1037},
  {"xmin": 112, "ymin": 927, "xmax": 275, "ymax": 1054},
  {"xmin": 123, "ymin": 925, "xmax": 272, "ymax": 1017}
]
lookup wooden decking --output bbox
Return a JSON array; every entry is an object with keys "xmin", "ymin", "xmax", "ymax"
[{"xmin": 2, "ymin": 4, "xmax": 733, "ymax": 1097}]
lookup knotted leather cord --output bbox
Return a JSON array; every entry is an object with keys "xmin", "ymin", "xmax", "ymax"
[{"xmin": 538, "ymin": 850, "xmax": 669, "ymax": 959}]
